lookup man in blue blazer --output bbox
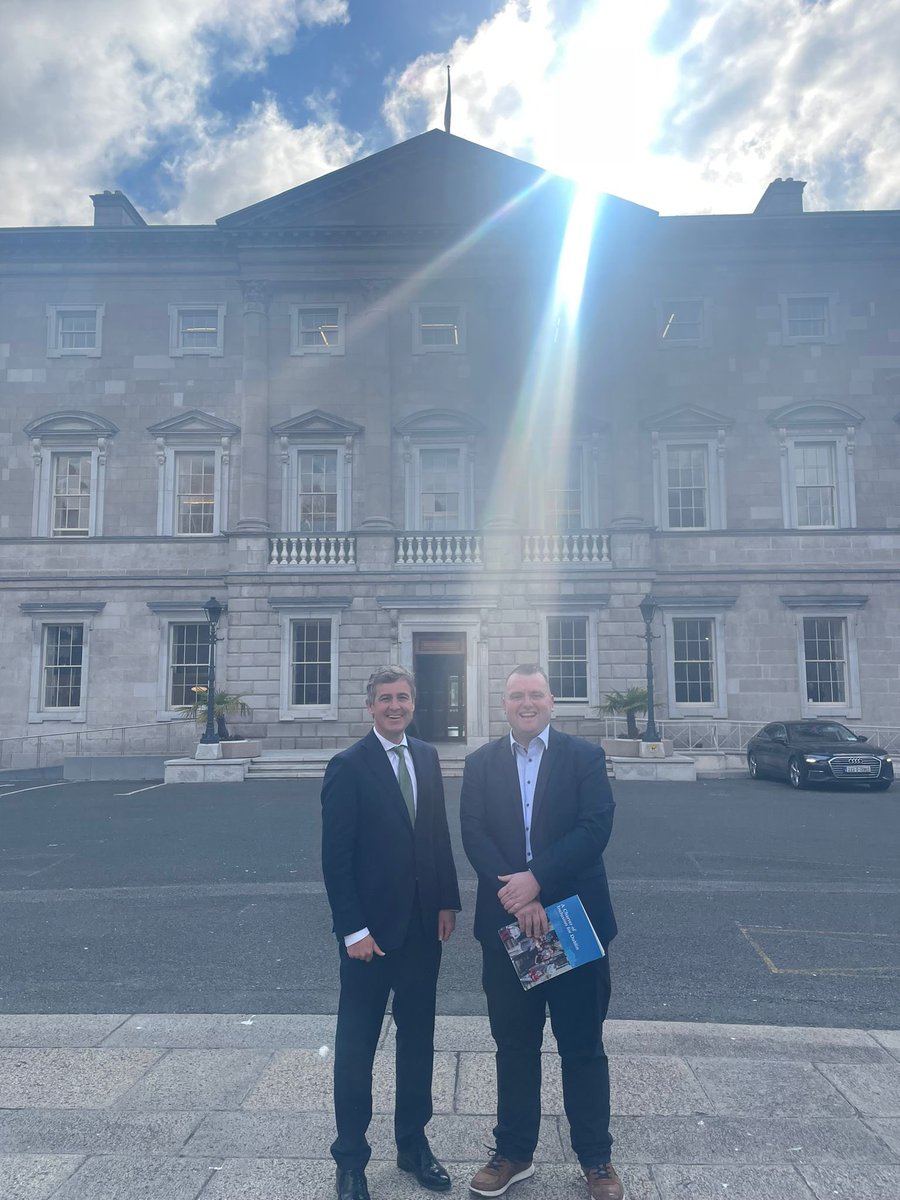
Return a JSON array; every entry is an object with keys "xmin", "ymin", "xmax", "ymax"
[
  {"xmin": 321, "ymin": 666, "xmax": 461, "ymax": 1200},
  {"xmin": 460, "ymin": 665, "xmax": 622, "ymax": 1200}
]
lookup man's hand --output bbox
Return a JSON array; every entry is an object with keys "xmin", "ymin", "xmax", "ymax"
[
  {"xmin": 497, "ymin": 870, "xmax": 540, "ymax": 913},
  {"xmin": 437, "ymin": 909, "xmax": 456, "ymax": 942},
  {"xmin": 515, "ymin": 900, "xmax": 550, "ymax": 938},
  {"xmin": 346, "ymin": 935, "xmax": 385, "ymax": 962}
]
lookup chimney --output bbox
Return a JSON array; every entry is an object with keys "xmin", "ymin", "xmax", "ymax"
[
  {"xmin": 89, "ymin": 190, "xmax": 147, "ymax": 227},
  {"xmin": 753, "ymin": 178, "xmax": 806, "ymax": 216}
]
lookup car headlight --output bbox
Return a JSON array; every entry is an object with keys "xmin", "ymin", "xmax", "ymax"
[
  {"xmin": 884, "ymin": 756, "xmax": 892, "ymax": 764},
  {"xmin": 804, "ymin": 755, "xmax": 825, "ymax": 764}
]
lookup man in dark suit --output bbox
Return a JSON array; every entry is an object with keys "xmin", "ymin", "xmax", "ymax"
[
  {"xmin": 321, "ymin": 666, "xmax": 461, "ymax": 1200},
  {"xmin": 460, "ymin": 665, "xmax": 622, "ymax": 1200}
]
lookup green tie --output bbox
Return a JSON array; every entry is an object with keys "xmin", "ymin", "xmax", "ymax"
[{"xmin": 391, "ymin": 745, "xmax": 415, "ymax": 826}]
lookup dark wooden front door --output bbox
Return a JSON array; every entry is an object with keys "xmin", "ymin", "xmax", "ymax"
[{"xmin": 413, "ymin": 633, "xmax": 466, "ymax": 742}]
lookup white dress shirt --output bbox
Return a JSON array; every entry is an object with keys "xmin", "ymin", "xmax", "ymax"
[
  {"xmin": 510, "ymin": 724, "xmax": 550, "ymax": 863},
  {"xmin": 345, "ymin": 731, "xmax": 418, "ymax": 948}
]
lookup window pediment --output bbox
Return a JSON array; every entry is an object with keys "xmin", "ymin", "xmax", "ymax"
[
  {"xmin": 147, "ymin": 410, "xmax": 240, "ymax": 440},
  {"xmin": 20, "ymin": 601, "xmax": 106, "ymax": 615},
  {"xmin": 271, "ymin": 410, "xmax": 363, "ymax": 440},
  {"xmin": 642, "ymin": 405, "xmax": 733, "ymax": 433},
  {"xmin": 24, "ymin": 410, "xmax": 119, "ymax": 442},
  {"xmin": 653, "ymin": 594, "xmax": 738, "ymax": 610},
  {"xmin": 767, "ymin": 402, "xmax": 864, "ymax": 432},
  {"xmin": 394, "ymin": 409, "xmax": 484, "ymax": 438},
  {"xmin": 780, "ymin": 594, "xmax": 868, "ymax": 609}
]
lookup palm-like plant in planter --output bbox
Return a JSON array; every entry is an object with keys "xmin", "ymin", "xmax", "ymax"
[
  {"xmin": 178, "ymin": 687, "xmax": 252, "ymax": 741},
  {"xmin": 602, "ymin": 687, "xmax": 649, "ymax": 739}
]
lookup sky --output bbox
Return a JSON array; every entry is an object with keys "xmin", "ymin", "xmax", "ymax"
[{"xmin": 2, "ymin": 0, "xmax": 900, "ymax": 228}]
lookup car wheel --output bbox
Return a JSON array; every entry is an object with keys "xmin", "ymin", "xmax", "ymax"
[
  {"xmin": 869, "ymin": 779, "xmax": 891, "ymax": 791},
  {"xmin": 748, "ymin": 751, "xmax": 762, "ymax": 779},
  {"xmin": 788, "ymin": 756, "xmax": 807, "ymax": 790}
]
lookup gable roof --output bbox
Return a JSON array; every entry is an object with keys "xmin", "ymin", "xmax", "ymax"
[{"xmin": 217, "ymin": 131, "xmax": 559, "ymax": 231}]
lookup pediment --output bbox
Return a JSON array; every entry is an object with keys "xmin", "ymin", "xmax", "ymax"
[
  {"xmin": 217, "ymin": 132, "xmax": 553, "ymax": 232},
  {"xmin": 767, "ymin": 401, "xmax": 864, "ymax": 430},
  {"xmin": 24, "ymin": 410, "xmax": 119, "ymax": 440},
  {"xmin": 271, "ymin": 409, "xmax": 364, "ymax": 439},
  {"xmin": 394, "ymin": 408, "xmax": 484, "ymax": 437},
  {"xmin": 147, "ymin": 410, "xmax": 241, "ymax": 438},
  {"xmin": 642, "ymin": 404, "xmax": 734, "ymax": 433}
]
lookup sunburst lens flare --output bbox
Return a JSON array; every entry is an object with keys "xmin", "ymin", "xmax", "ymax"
[{"xmin": 484, "ymin": 183, "xmax": 605, "ymax": 535}]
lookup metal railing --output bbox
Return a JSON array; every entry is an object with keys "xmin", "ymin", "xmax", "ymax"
[
  {"xmin": 853, "ymin": 726, "xmax": 900, "ymax": 753},
  {"xmin": 598, "ymin": 717, "xmax": 900, "ymax": 755},
  {"xmin": 0, "ymin": 721, "xmax": 197, "ymax": 771}
]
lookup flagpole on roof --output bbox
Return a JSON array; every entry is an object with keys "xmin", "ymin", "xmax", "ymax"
[{"xmin": 444, "ymin": 65, "xmax": 452, "ymax": 134}]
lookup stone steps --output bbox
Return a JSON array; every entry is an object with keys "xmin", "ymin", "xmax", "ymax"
[
  {"xmin": 244, "ymin": 751, "xmax": 614, "ymax": 781},
  {"xmin": 245, "ymin": 752, "xmax": 467, "ymax": 779}
]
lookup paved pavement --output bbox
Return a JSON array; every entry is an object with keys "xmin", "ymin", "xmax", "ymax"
[{"xmin": 2, "ymin": 1013, "xmax": 900, "ymax": 1200}]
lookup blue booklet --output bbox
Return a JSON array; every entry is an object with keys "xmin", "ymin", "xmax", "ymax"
[{"xmin": 499, "ymin": 894, "xmax": 606, "ymax": 990}]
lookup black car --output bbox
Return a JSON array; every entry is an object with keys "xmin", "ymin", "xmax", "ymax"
[{"xmin": 747, "ymin": 720, "xmax": 893, "ymax": 791}]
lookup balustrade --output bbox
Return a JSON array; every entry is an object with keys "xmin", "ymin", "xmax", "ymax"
[
  {"xmin": 266, "ymin": 531, "xmax": 619, "ymax": 568},
  {"xmin": 268, "ymin": 535, "xmax": 357, "ymax": 567},
  {"xmin": 521, "ymin": 532, "xmax": 611, "ymax": 565},
  {"xmin": 394, "ymin": 534, "xmax": 483, "ymax": 566}
]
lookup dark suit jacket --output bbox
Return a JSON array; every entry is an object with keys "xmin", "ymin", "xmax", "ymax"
[
  {"xmin": 321, "ymin": 730, "xmax": 461, "ymax": 952},
  {"xmin": 460, "ymin": 727, "xmax": 617, "ymax": 949}
]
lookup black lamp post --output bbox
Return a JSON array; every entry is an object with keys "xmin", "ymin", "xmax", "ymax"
[
  {"xmin": 200, "ymin": 596, "xmax": 224, "ymax": 745},
  {"xmin": 638, "ymin": 593, "xmax": 660, "ymax": 742}
]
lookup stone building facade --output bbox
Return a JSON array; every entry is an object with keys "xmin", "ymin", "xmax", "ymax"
[{"xmin": 2, "ymin": 132, "xmax": 900, "ymax": 761}]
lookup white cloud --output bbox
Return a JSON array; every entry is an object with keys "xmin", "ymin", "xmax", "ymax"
[
  {"xmin": 158, "ymin": 98, "xmax": 362, "ymax": 223},
  {"xmin": 382, "ymin": 0, "xmax": 900, "ymax": 215},
  {"xmin": 652, "ymin": 0, "xmax": 900, "ymax": 213},
  {"xmin": 383, "ymin": 0, "xmax": 685, "ymax": 203},
  {"xmin": 383, "ymin": 0, "xmax": 557, "ymax": 159},
  {"xmin": 0, "ymin": 0, "xmax": 349, "ymax": 226},
  {"xmin": 4, "ymin": 0, "xmax": 900, "ymax": 227}
]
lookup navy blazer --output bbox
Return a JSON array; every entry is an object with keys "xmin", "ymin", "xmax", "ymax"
[
  {"xmin": 460, "ymin": 727, "xmax": 617, "ymax": 949},
  {"xmin": 321, "ymin": 730, "xmax": 461, "ymax": 952}
]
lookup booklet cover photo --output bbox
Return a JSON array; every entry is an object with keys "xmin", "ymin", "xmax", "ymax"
[{"xmin": 499, "ymin": 894, "xmax": 605, "ymax": 990}]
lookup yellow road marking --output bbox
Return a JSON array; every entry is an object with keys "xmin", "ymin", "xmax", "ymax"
[{"xmin": 739, "ymin": 925, "xmax": 900, "ymax": 976}]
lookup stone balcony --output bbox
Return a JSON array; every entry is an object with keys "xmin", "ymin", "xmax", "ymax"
[
  {"xmin": 268, "ymin": 534, "xmax": 357, "ymax": 567},
  {"xmin": 394, "ymin": 533, "xmax": 483, "ymax": 566},
  {"xmin": 265, "ymin": 530, "xmax": 617, "ymax": 570},
  {"xmin": 521, "ymin": 531, "xmax": 612, "ymax": 565}
]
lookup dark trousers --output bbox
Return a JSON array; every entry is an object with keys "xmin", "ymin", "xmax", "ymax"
[
  {"xmin": 331, "ymin": 909, "xmax": 442, "ymax": 1170},
  {"xmin": 482, "ymin": 943, "xmax": 612, "ymax": 1165}
]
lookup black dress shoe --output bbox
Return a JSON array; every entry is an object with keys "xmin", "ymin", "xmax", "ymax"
[
  {"xmin": 397, "ymin": 1142, "xmax": 452, "ymax": 1191},
  {"xmin": 336, "ymin": 1166, "xmax": 370, "ymax": 1200}
]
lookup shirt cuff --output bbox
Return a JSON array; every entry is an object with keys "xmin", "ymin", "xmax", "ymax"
[{"xmin": 344, "ymin": 927, "xmax": 370, "ymax": 947}]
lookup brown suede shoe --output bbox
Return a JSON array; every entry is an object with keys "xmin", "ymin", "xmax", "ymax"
[
  {"xmin": 582, "ymin": 1162, "xmax": 624, "ymax": 1200},
  {"xmin": 469, "ymin": 1152, "xmax": 535, "ymax": 1197}
]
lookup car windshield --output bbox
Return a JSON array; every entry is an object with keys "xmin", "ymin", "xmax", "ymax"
[{"xmin": 793, "ymin": 722, "xmax": 858, "ymax": 743}]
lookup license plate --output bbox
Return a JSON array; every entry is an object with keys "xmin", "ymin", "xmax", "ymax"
[{"xmin": 845, "ymin": 765, "xmax": 872, "ymax": 773}]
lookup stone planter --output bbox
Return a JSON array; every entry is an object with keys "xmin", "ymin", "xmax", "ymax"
[
  {"xmin": 194, "ymin": 739, "xmax": 261, "ymax": 761},
  {"xmin": 601, "ymin": 737, "xmax": 674, "ymax": 758},
  {"xmin": 221, "ymin": 739, "xmax": 261, "ymax": 759}
]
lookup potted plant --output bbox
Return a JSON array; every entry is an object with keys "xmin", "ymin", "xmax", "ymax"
[
  {"xmin": 601, "ymin": 687, "xmax": 648, "ymax": 739},
  {"xmin": 178, "ymin": 686, "xmax": 252, "ymax": 740}
]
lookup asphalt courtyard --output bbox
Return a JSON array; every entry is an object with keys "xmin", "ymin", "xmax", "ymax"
[{"xmin": 0, "ymin": 773, "xmax": 898, "ymax": 1027}]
